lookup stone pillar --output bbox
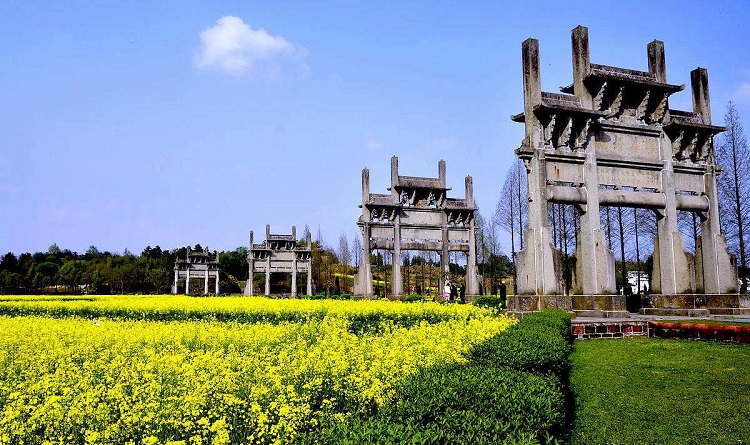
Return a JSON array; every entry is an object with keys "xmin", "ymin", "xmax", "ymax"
[
  {"xmin": 440, "ymin": 210, "xmax": 449, "ymax": 297},
  {"xmin": 574, "ymin": 127, "xmax": 616, "ymax": 295},
  {"xmin": 692, "ymin": 68, "xmax": 739, "ymax": 293},
  {"xmin": 358, "ymin": 224, "xmax": 373, "ymax": 297},
  {"xmin": 292, "ymin": 259, "xmax": 298, "ymax": 297},
  {"xmin": 392, "ymin": 215, "xmax": 403, "ymax": 297},
  {"xmin": 355, "ymin": 168, "xmax": 374, "ymax": 298},
  {"xmin": 649, "ymin": 47, "xmax": 692, "ymax": 295},
  {"xmin": 245, "ymin": 231, "xmax": 254, "ymax": 296},
  {"xmin": 516, "ymin": 38, "xmax": 562, "ymax": 295},
  {"xmin": 648, "ymin": 40, "xmax": 666, "ymax": 83},
  {"xmin": 215, "ymin": 271, "xmax": 220, "ymax": 294},
  {"xmin": 306, "ymin": 232, "xmax": 313, "ymax": 295},
  {"xmin": 185, "ymin": 268, "xmax": 190, "ymax": 294},
  {"xmin": 571, "ymin": 25, "xmax": 592, "ymax": 108},
  {"xmin": 204, "ymin": 270, "xmax": 209, "ymax": 294},
  {"xmin": 265, "ymin": 260, "xmax": 271, "ymax": 296},
  {"xmin": 246, "ymin": 258, "xmax": 254, "ymax": 296},
  {"xmin": 172, "ymin": 269, "xmax": 178, "ymax": 294},
  {"xmin": 391, "ymin": 156, "xmax": 399, "ymax": 195},
  {"xmin": 652, "ymin": 135, "xmax": 692, "ymax": 294},
  {"xmin": 465, "ymin": 176, "xmax": 480, "ymax": 296}
]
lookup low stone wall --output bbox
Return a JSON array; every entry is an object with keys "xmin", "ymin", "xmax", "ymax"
[
  {"xmin": 649, "ymin": 321, "xmax": 750, "ymax": 344},
  {"xmin": 571, "ymin": 320, "xmax": 649, "ymax": 340},
  {"xmin": 640, "ymin": 293, "xmax": 749, "ymax": 316},
  {"xmin": 507, "ymin": 295, "xmax": 572, "ymax": 312},
  {"xmin": 510, "ymin": 294, "xmax": 629, "ymax": 318}
]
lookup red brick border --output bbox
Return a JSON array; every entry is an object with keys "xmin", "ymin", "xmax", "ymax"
[{"xmin": 649, "ymin": 321, "xmax": 750, "ymax": 344}]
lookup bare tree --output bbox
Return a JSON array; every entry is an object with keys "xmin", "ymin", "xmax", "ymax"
[
  {"xmin": 496, "ymin": 159, "xmax": 526, "ymax": 293},
  {"xmin": 716, "ymin": 101, "xmax": 750, "ymax": 289},
  {"xmin": 338, "ymin": 233, "xmax": 351, "ymax": 267},
  {"xmin": 352, "ymin": 235, "xmax": 362, "ymax": 269}
]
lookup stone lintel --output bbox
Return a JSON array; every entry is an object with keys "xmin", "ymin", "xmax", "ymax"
[
  {"xmin": 587, "ymin": 63, "xmax": 684, "ymax": 93},
  {"xmin": 597, "ymin": 121, "xmax": 663, "ymax": 137}
]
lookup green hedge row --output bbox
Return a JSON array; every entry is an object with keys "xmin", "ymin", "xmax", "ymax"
[
  {"xmin": 470, "ymin": 311, "xmax": 572, "ymax": 377},
  {"xmin": 474, "ymin": 295, "xmax": 505, "ymax": 310},
  {"xmin": 304, "ymin": 309, "xmax": 573, "ymax": 444}
]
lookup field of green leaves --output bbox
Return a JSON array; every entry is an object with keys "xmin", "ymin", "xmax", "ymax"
[{"xmin": 0, "ymin": 296, "xmax": 528, "ymax": 444}]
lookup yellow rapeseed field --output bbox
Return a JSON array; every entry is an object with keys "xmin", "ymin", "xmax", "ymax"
[{"xmin": 0, "ymin": 296, "xmax": 514, "ymax": 444}]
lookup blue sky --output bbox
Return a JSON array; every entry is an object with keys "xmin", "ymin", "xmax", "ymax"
[{"xmin": 2, "ymin": 1, "xmax": 750, "ymax": 255}]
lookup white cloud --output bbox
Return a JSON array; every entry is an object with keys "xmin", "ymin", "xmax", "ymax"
[
  {"xmin": 195, "ymin": 16, "xmax": 306, "ymax": 77},
  {"xmin": 733, "ymin": 83, "xmax": 750, "ymax": 104},
  {"xmin": 431, "ymin": 136, "xmax": 459, "ymax": 153},
  {"xmin": 364, "ymin": 134, "xmax": 382, "ymax": 151}
]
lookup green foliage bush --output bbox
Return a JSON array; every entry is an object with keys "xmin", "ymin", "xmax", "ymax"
[
  {"xmin": 305, "ymin": 309, "xmax": 573, "ymax": 444},
  {"xmin": 470, "ymin": 309, "xmax": 572, "ymax": 377},
  {"xmin": 404, "ymin": 294, "xmax": 424, "ymax": 302},
  {"xmin": 473, "ymin": 295, "xmax": 504, "ymax": 310},
  {"xmin": 311, "ymin": 364, "xmax": 564, "ymax": 444}
]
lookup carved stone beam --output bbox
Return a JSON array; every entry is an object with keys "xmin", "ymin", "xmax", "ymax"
[
  {"xmin": 593, "ymin": 81, "xmax": 607, "ymax": 110},
  {"xmin": 636, "ymin": 90, "xmax": 651, "ymax": 121},
  {"xmin": 606, "ymin": 85, "xmax": 625, "ymax": 118}
]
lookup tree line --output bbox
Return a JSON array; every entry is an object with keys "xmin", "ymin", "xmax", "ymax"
[{"xmin": 0, "ymin": 227, "xmax": 350, "ymax": 295}]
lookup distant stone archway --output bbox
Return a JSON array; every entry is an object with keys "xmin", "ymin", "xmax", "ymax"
[{"xmin": 354, "ymin": 156, "xmax": 481, "ymax": 299}]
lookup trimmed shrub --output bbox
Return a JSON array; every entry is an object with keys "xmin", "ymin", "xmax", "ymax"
[
  {"xmin": 305, "ymin": 309, "xmax": 573, "ymax": 445},
  {"xmin": 311, "ymin": 364, "xmax": 565, "ymax": 445},
  {"xmin": 404, "ymin": 294, "xmax": 424, "ymax": 303},
  {"xmin": 473, "ymin": 295, "xmax": 504, "ymax": 310},
  {"xmin": 470, "ymin": 309, "xmax": 571, "ymax": 376}
]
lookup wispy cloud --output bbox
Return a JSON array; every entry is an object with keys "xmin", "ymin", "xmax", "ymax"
[
  {"xmin": 430, "ymin": 136, "xmax": 459, "ymax": 153},
  {"xmin": 195, "ymin": 16, "xmax": 306, "ymax": 78},
  {"xmin": 732, "ymin": 82, "xmax": 750, "ymax": 104},
  {"xmin": 364, "ymin": 134, "xmax": 382, "ymax": 151}
]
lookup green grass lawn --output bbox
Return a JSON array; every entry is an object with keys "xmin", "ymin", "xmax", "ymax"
[{"xmin": 570, "ymin": 338, "xmax": 750, "ymax": 444}]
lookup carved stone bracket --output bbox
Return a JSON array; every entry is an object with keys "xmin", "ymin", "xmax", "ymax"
[
  {"xmin": 671, "ymin": 130, "xmax": 686, "ymax": 161},
  {"xmin": 592, "ymin": 81, "xmax": 607, "ymax": 110},
  {"xmin": 606, "ymin": 85, "xmax": 625, "ymax": 118},
  {"xmin": 647, "ymin": 92, "xmax": 669, "ymax": 124},
  {"xmin": 635, "ymin": 90, "xmax": 651, "ymax": 121},
  {"xmin": 574, "ymin": 118, "xmax": 592, "ymax": 149}
]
